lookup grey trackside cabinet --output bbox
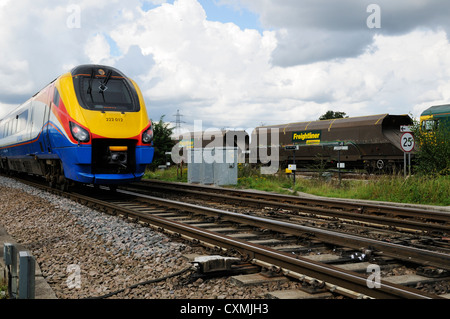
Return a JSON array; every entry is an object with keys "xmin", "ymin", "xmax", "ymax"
[
  {"xmin": 188, "ymin": 147, "xmax": 237, "ymax": 186},
  {"xmin": 187, "ymin": 148, "xmax": 202, "ymax": 184}
]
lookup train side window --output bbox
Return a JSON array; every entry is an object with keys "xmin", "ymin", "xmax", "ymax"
[
  {"xmin": 12, "ymin": 117, "xmax": 18, "ymax": 134},
  {"xmin": 53, "ymin": 88, "xmax": 60, "ymax": 107},
  {"xmin": 9, "ymin": 119, "xmax": 14, "ymax": 136},
  {"xmin": 5, "ymin": 121, "xmax": 10, "ymax": 137},
  {"xmin": 17, "ymin": 110, "xmax": 28, "ymax": 132}
]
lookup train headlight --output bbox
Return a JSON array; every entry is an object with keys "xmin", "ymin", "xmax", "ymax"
[
  {"xmin": 70, "ymin": 122, "xmax": 90, "ymax": 143},
  {"xmin": 142, "ymin": 125, "xmax": 153, "ymax": 144}
]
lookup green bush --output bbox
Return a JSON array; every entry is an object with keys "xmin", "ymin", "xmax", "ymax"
[
  {"xmin": 147, "ymin": 116, "xmax": 176, "ymax": 171},
  {"xmin": 412, "ymin": 121, "xmax": 450, "ymax": 175},
  {"xmin": 0, "ymin": 280, "xmax": 8, "ymax": 299}
]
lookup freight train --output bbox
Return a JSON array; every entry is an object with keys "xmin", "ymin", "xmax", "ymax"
[
  {"xmin": 0, "ymin": 64, "xmax": 154, "ymax": 189},
  {"xmin": 254, "ymin": 114, "xmax": 413, "ymax": 173}
]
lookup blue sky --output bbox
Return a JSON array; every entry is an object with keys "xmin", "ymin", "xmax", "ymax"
[
  {"xmin": 141, "ymin": 0, "xmax": 262, "ymax": 32},
  {"xmin": 197, "ymin": 0, "xmax": 262, "ymax": 32}
]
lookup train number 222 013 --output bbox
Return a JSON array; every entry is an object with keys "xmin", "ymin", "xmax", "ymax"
[{"xmin": 106, "ymin": 117, "xmax": 124, "ymax": 122}]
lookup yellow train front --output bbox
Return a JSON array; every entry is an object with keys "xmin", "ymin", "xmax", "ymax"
[
  {"xmin": 56, "ymin": 65, "xmax": 154, "ymax": 186},
  {"xmin": 0, "ymin": 64, "xmax": 154, "ymax": 188}
]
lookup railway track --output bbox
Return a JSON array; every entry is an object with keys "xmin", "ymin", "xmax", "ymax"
[
  {"xmin": 16, "ymin": 177, "xmax": 449, "ymax": 299},
  {"xmin": 128, "ymin": 179, "xmax": 450, "ymax": 235}
]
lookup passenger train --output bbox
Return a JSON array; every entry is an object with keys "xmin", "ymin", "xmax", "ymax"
[{"xmin": 0, "ymin": 64, "xmax": 154, "ymax": 189}]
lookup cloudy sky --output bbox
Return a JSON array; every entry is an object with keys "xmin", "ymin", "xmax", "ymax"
[{"xmin": 1, "ymin": 0, "xmax": 450, "ymax": 131}]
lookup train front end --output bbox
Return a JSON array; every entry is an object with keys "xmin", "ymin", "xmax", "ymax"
[{"xmin": 56, "ymin": 64, "xmax": 154, "ymax": 185}]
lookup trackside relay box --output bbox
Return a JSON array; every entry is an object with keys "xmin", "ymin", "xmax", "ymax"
[{"xmin": 188, "ymin": 147, "xmax": 238, "ymax": 186}]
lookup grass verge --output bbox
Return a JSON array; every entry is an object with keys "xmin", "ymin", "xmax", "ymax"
[
  {"xmin": 144, "ymin": 166, "xmax": 187, "ymax": 183},
  {"xmin": 289, "ymin": 174, "xmax": 450, "ymax": 206}
]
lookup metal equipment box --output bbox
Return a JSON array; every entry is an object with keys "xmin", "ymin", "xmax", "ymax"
[{"xmin": 187, "ymin": 147, "xmax": 238, "ymax": 186}]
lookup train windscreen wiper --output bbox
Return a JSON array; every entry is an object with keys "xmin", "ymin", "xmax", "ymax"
[
  {"xmin": 99, "ymin": 70, "xmax": 112, "ymax": 93},
  {"xmin": 87, "ymin": 69, "xmax": 95, "ymax": 102},
  {"xmin": 98, "ymin": 70, "xmax": 112, "ymax": 103}
]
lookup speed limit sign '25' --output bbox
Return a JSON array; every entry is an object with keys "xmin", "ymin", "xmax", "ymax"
[{"xmin": 401, "ymin": 132, "xmax": 415, "ymax": 152}]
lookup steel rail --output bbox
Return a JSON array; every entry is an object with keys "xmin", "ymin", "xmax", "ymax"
[
  {"xmin": 130, "ymin": 182, "xmax": 450, "ymax": 233},
  {"xmin": 141, "ymin": 179, "xmax": 450, "ymax": 222},
  {"xmin": 70, "ymin": 188, "xmax": 438, "ymax": 299},
  {"xmin": 13, "ymin": 178, "xmax": 444, "ymax": 299},
  {"xmin": 120, "ymin": 189, "xmax": 450, "ymax": 271}
]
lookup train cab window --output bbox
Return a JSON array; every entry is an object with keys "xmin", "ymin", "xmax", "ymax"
[
  {"xmin": 422, "ymin": 119, "xmax": 438, "ymax": 132},
  {"xmin": 74, "ymin": 75, "xmax": 139, "ymax": 112}
]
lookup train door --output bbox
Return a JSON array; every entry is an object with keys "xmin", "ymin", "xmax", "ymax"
[
  {"xmin": 42, "ymin": 88, "xmax": 53, "ymax": 153},
  {"xmin": 29, "ymin": 100, "xmax": 47, "ymax": 154},
  {"xmin": 22, "ymin": 101, "xmax": 32, "ymax": 142},
  {"xmin": 28, "ymin": 101, "xmax": 38, "ymax": 153}
]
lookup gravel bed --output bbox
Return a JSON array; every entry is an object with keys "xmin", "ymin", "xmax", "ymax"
[{"xmin": 0, "ymin": 176, "xmax": 309, "ymax": 299}]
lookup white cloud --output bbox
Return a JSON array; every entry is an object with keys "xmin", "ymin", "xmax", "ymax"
[
  {"xmin": 110, "ymin": 0, "xmax": 278, "ymax": 124},
  {"xmin": 84, "ymin": 33, "xmax": 113, "ymax": 65},
  {"xmin": 227, "ymin": 0, "xmax": 450, "ymax": 66},
  {"xmin": 1, "ymin": 0, "xmax": 450, "ymax": 129},
  {"xmin": 0, "ymin": 102, "xmax": 18, "ymax": 119}
]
